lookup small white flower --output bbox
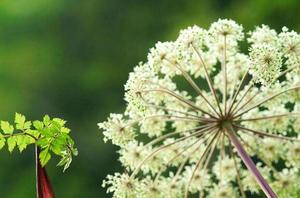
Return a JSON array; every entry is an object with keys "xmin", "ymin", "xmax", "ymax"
[
  {"xmin": 208, "ymin": 183, "xmax": 237, "ymax": 198},
  {"xmin": 183, "ymin": 166, "xmax": 211, "ymax": 193},
  {"xmin": 209, "ymin": 19, "xmax": 244, "ymax": 41},
  {"xmin": 249, "ymin": 43, "xmax": 282, "ymax": 85},
  {"xmin": 279, "ymin": 27, "xmax": 300, "ymax": 68},
  {"xmin": 272, "ymin": 168, "xmax": 299, "ymax": 197},
  {"xmin": 248, "ymin": 24, "xmax": 278, "ymax": 45},
  {"xmin": 148, "ymin": 41, "xmax": 179, "ymax": 77},
  {"xmin": 102, "ymin": 173, "xmax": 139, "ymax": 198},
  {"xmin": 212, "ymin": 156, "xmax": 238, "ymax": 183},
  {"xmin": 98, "ymin": 113, "xmax": 135, "ymax": 147}
]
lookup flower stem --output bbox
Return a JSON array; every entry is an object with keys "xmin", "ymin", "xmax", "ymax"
[
  {"xmin": 35, "ymin": 145, "xmax": 55, "ymax": 198},
  {"xmin": 223, "ymin": 122, "xmax": 278, "ymax": 198}
]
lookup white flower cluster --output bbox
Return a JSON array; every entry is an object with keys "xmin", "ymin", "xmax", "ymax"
[
  {"xmin": 249, "ymin": 44, "xmax": 282, "ymax": 85},
  {"xmin": 99, "ymin": 19, "xmax": 300, "ymax": 197}
]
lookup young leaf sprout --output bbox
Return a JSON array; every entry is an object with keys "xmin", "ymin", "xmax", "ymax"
[{"xmin": 99, "ymin": 19, "xmax": 300, "ymax": 198}]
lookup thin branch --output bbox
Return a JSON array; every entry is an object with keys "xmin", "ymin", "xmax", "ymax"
[
  {"xmin": 232, "ymin": 64, "xmax": 297, "ymax": 116},
  {"xmin": 170, "ymin": 129, "xmax": 217, "ymax": 184},
  {"xmin": 228, "ymin": 68, "xmax": 250, "ymax": 115},
  {"xmin": 236, "ymin": 113, "xmax": 300, "ymax": 122},
  {"xmin": 228, "ymin": 136, "xmax": 246, "ymax": 198},
  {"xmin": 184, "ymin": 131, "xmax": 219, "ymax": 198},
  {"xmin": 203, "ymin": 129, "xmax": 221, "ymax": 170},
  {"xmin": 164, "ymin": 58, "xmax": 221, "ymax": 117},
  {"xmin": 197, "ymin": 130, "xmax": 221, "ymax": 198},
  {"xmin": 273, "ymin": 65, "xmax": 299, "ymax": 83},
  {"xmin": 145, "ymin": 123, "xmax": 214, "ymax": 147},
  {"xmin": 234, "ymin": 86, "xmax": 300, "ymax": 119},
  {"xmin": 2, "ymin": 131, "xmax": 37, "ymax": 141},
  {"xmin": 144, "ymin": 103, "xmax": 215, "ymax": 121},
  {"xmin": 223, "ymin": 36, "xmax": 228, "ymax": 114},
  {"xmin": 130, "ymin": 125, "xmax": 217, "ymax": 178},
  {"xmin": 140, "ymin": 88, "xmax": 217, "ymax": 118},
  {"xmin": 154, "ymin": 135, "xmax": 204, "ymax": 183},
  {"xmin": 230, "ymin": 83, "xmax": 254, "ymax": 116},
  {"xmin": 232, "ymin": 90, "xmax": 259, "ymax": 116},
  {"xmin": 220, "ymin": 131, "xmax": 225, "ymax": 182},
  {"xmin": 124, "ymin": 114, "xmax": 212, "ymax": 128},
  {"xmin": 235, "ymin": 124, "xmax": 300, "ymax": 142},
  {"xmin": 191, "ymin": 44, "xmax": 223, "ymax": 116}
]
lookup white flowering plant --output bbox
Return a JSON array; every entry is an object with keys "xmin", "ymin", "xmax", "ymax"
[{"xmin": 99, "ymin": 19, "xmax": 300, "ymax": 198}]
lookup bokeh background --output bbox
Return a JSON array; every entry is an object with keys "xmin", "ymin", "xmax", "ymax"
[{"xmin": 0, "ymin": 0, "xmax": 300, "ymax": 197}]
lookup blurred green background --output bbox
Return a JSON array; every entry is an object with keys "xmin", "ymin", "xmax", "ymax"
[{"xmin": 0, "ymin": 0, "xmax": 299, "ymax": 197}]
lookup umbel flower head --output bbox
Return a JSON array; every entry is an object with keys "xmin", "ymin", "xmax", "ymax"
[{"xmin": 99, "ymin": 19, "xmax": 300, "ymax": 198}]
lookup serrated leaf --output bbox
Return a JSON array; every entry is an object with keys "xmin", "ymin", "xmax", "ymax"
[
  {"xmin": 26, "ymin": 129, "xmax": 40, "ymax": 140},
  {"xmin": 51, "ymin": 138, "xmax": 65, "ymax": 155},
  {"xmin": 37, "ymin": 138, "xmax": 50, "ymax": 148},
  {"xmin": 0, "ymin": 137, "xmax": 5, "ymax": 150},
  {"xmin": 1, "ymin": 121, "xmax": 14, "ymax": 134},
  {"xmin": 15, "ymin": 113, "xmax": 26, "ymax": 130},
  {"xmin": 23, "ymin": 121, "xmax": 32, "ymax": 130},
  {"xmin": 39, "ymin": 149, "xmax": 51, "ymax": 167},
  {"xmin": 63, "ymin": 158, "xmax": 72, "ymax": 172},
  {"xmin": 57, "ymin": 157, "xmax": 68, "ymax": 167},
  {"xmin": 33, "ymin": 121, "xmax": 44, "ymax": 130},
  {"xmin": 61, "ymin": 127, "xmax": 70, "ymax": 134},
  {"xmin": 49, "ymin": 122, "xmax": 61, "ymax": 134},
  {"xmin": 53, "ymin": 118, "xmax": 66, "ymax": 126},
  {"xmin": 57, "ymin": 155, "xmax": 72, "ymax": 172},
  {"xmin": 43, "ymin": 115, "xmax": 51, "ymax": 126},
  {"xmin": 7, "ymin": 136, "xmax": 17, "ymax": 152},
  {"xmin": 16, "ymin": 135, "xmax": 28, "ymax": 152},
  {"xmin": 40, "ymin": 128, "xmax": 52, "ymax": 136}
]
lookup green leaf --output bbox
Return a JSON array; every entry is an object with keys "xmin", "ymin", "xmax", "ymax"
[
  {"xmin": 51, "ymin": 137, "xmax": 65, "ymax": 155},
  {"xmin": 0, "ymin": 137, "xmax": 5, "ymax": 150},
  {"xmin": 7, "ymin": 136, "xmax": 17, "ymax": 152},
  {"xmin": 49, "ymin": 122, "xmax": 61, "ymax": 134},
  {"xmin": 33, "ymin": 120, "xmax": 44, "ymax": 130},
  {"xmin": 57, "ymin": 156, "xmax": 72, "ymax": 172},
  {"xmin": 43, "ymin": 115, "xmax": 51, "ymax": 126},
  {"xmin": 1, "ymin": 121, "xmax": 14, "ymax": 134},
  {"xmin": 57, "ymin": 156, "xmax": 68, "ymax": 167},
  {"xmin": 37, "ymin": 137, "xmax": 50, "ymax": 148},
  {"xmin": 53, "ymin": 118, "xmax": 66, "ymax": 126},
  {"xmin": 26, "ymin": 129, "xmax": 40, "ymax": 139},
  {"xmin": 23, "ymin": 121, "xmax": 32, "ymax": 130},
  {"xmin": 16, "ymin": 135, "xmax": 30, "ymax": 152},
  {"xmin": 15, "ymin": 113, "xmax": 26, "ymax": 130},
  {"xmin": 61, "ymin": 127, "xmax": 70, "ymax": 134},
  {"xmin": 39, "ymin": 148, "xmax": 51, "ymax": 166}
]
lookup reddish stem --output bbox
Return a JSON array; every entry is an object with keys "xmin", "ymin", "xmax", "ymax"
[
  {"xmin": 224, "ymin": 122, "xmax": 278, "ymax": 198},
  {"xmin": 35, "ymin": 146, "xmax": 55, "ymax": 198}
]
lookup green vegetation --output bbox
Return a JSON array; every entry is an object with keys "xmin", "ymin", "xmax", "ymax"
[{"xmin": 0, "ymin": 113, "xmax": 77, "ymax": 171}]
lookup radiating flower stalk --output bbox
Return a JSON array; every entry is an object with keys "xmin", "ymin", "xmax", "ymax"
[{"xmin": 99, "ymin": 19, "xmax": 300, "ymax": 197}]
